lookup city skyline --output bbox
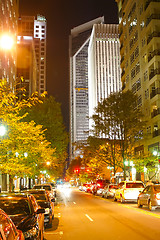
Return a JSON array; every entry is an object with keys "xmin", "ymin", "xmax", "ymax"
[{"xmin": 19, "ymin": 0, "xmax": 118, "ymax": 129}]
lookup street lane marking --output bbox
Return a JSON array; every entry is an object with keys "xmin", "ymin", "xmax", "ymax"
[
  {"xmin": 85, "ymin": 214, "xmax": 93, "ymax": 222},
  {"xmin": 73, "ymin": 202, "xmax": 76, "ymax": 204}
]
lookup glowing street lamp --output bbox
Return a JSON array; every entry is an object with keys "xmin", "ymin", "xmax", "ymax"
[
  {"xmin": 0, "ymin": 125, "xmax": 6, "ymax": 137},
  {"xmin": 0, "ymin": 34, "xmax": 14, "ymax": 51}
]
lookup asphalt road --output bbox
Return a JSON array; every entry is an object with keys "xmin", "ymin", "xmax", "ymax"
[{"xmin": 44, "ymin": 187, "xmax": 160, "ymax": 240}]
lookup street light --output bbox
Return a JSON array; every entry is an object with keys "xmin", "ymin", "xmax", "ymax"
[
  {"xmin": 0, "ymin": 125, "xmax": 6, "ymax": 137},
  {"xmin": 0, "ymin": 34, "xmax": 14, "ymax": 51}
]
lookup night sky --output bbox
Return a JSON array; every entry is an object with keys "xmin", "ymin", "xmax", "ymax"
[{"xmin": 19, "ymin": 0, "xmax": 118, "ymax": 130}]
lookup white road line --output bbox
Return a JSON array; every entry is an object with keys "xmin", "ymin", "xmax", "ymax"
[
  {"xmin": 85, "ymin": 214, "xmax": 93, "ymax": 222},
  {"xmin": 73, "ymin": 202, "xmax": 76, "ymax": 204}
]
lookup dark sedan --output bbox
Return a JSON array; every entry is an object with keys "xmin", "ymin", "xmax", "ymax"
[
  {"xmin": 0, "ymin": 193, "xmax": 45, "ymax": 240},
  {"xmin": 22, "ymin": 189, "xmax": 54, "ymax": 228}
]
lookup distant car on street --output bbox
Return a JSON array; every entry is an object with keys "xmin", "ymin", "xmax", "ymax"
[
  {"xmin": 137, "ymin": 184, "xmax": 160, "ymax": 211},
  {"xmin": 92, "ymin": 179, "xmax": 110, "ymax": 195},
  {"xmin": 102, "ymin": 184, "xmax": 118, "ymax": 198},
  {"xmin": 114, "ymin": 181, "xmax": 144, "ymax": 203},
  {"xmin": 33, "ymin": 183, "xmax": 55, "ymax": 198}
]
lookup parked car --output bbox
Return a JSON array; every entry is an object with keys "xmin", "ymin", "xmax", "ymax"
[
  {"xmin": 79, "ymin": 183, "xmax": 87, "ymax": 191},
  {"xmin": 0, "ymin": 193, "xmax": 45, "ymax": 240},
  {"xmin": 102, "ymin": 184, "xmax": 118, "ymax": 198},
  {"xmin": 114, "ymin": 181, "xmax": 144, "ymax": 203},
  {"xmin": 22, "ymin": 189, "xmax": 54, "ymax": 228},
  {"xmin": 32, "ymin": 183, "xmax": 55, "ymax": 198},
  {"xmin": 0, "ymin": 208, "xmax": 25, "ymax": 240},
  {"xmin": 92, "ymin": 180, "xmax": 110, "ymax": 195},
  {"xmin": 137, "ymin": 184, "xmax": 160, "ymax": 211}
]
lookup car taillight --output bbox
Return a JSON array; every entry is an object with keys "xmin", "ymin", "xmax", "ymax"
[{"xmin": 155, "ymin": 193, "xmax": 160, "ymax": 200}]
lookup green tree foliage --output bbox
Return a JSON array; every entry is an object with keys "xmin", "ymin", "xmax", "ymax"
[
  {"xmin": 22, "ymin": 95, "xmax": 68, "ymax": 178},
  {"xmin": 0, "ymin": 80, "xmax": 56, "ymax": 189},
  {"xmin": 91, "ymin": 90, "xmax": 146, "ymax": 179},
  {"xmin": 133, "ymin": 153, "xmax": 159, "ymax": 180}
]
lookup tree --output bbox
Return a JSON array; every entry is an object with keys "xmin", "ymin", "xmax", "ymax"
[
  {"xmin": 21, "ymin": 95, "xmax": 68, "ymax": 178},
  {"xmin": 0, "ymin": 79, "xmax": 56, "ymax": 190},
  {"xmin": 91, "ymin": 90, "xmax": 146, "ymax": 179},
  {"xmin": 133, "ymin": 153, "xmax": 159, "ymax": 180}
]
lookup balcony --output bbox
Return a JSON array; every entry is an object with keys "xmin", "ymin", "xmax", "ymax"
[
  {"xmin": 150, "ymin": 87, "xmax": 160, "ymax": 99},
  {"xmin": 153, "ymin": 128, "xmax": 160, "ymax": 137},
  {"xmin": 151, "ymin": 108, "xmax": 160, "ymax": 118},
  {"xmin": 148, "ymin": 49, "xmax": 160, "ymax": 62},
  {"xmin": 145, "ymin": 0, "xmax": 160, "ymax": 11},
  {"xmin": 146, "ymin": 14, "xmax": 160, "ymax": 27},
  {"xmin": 149, "ymin": 68, "xmax": 160, "ymax": 80},
  {"xmin": 147, "ymin": 31, "xmax": 160, "ymax": 45}
]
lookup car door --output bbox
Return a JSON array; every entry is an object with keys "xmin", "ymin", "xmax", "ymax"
[{"xmin": 140, "ymin": 186, "xmax": 150, "ymax": 205}]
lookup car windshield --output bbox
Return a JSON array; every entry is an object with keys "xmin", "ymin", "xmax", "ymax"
[
  {"xmin": 0, "ymin": 199, "xmax": 30, "ymax": 215},
  {"xmin": 30, "ymin": 193, "xmax": 47, "ymax": 201},
  {"xmin": 126, "ymin": 183, "xmax": 144, "ymax": 188},
  {"xmin": 153, "ymin": 185, "xmax": 160, "ymax": 192},
  {"xmin": 42, "ymin": 186, "xmax": 51, "ymax": 191}
]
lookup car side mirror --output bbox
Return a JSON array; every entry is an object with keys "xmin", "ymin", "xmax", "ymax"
[{"xmin": 36, "ymin": 208, "xmax": 45, "ymax": 214}]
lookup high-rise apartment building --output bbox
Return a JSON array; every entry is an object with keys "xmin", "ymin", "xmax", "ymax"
[
  {"xmin": 0, "ymin": 0, "xmax": 19, "ymax": 87},
  {"xmin": 88, "ymin": 24, "xmax": 121, "ymax": 132},
  {"xmin": 69, "ymin": 17, "xmax": 104, "ymax": 161},
  {"xmin": 18, "ymin": 14, "xmax": 47, "ymax": 95},
  {"xmin": 116, "ymin": 0, "xmax": 160, "ymax": 155}
]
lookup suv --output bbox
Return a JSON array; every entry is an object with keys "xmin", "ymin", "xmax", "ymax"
[
  {"xmin": 0, "ymin": 193, "xmax": 45, "ymax": 240},
  {"xmin": 114, "ymin": 181, "xmax": 144, "ymax": 203}
]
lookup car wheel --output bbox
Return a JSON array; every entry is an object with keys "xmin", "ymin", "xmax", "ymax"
[
  {"xmin": 120, "ymin": 197, "xmax": 125, "ymax": 203},
  {"xmin": 137, "ymin": 198, "xmax": 142, "ymax": 208},
  {"xmin": 114, "ymin": 196, "xmax": 117, "ymax": 201},
  {"xmin": 148, "ymin": 200, "xmax": 155, "ymax": 211}
]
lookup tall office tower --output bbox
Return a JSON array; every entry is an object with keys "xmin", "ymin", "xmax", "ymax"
[
  {"xmin": 17, "ymin": 36, "xmax": 37, "ymax": 98},
  {"xmin": 88, "ymin": 24, "xmax": 121, "ymax": 133},
  {"xmin": 0, "ymin": 0, "xmax": 19, "ymax": 87},
  {"xmin": 18, "ymin": 14, "xmax": 47, "ymax": 95},
  {"xmin": 116, "ymin": 0, "xmax": 160, "ymax": 155},
  {"xmin": 69, "ymin": 17, "xmax": 104, "ymax": 161}
]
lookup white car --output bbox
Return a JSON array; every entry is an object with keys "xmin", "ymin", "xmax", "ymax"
[{"xmin": 114, "ymin": 181, "xmax": 144, "ymax": 203}]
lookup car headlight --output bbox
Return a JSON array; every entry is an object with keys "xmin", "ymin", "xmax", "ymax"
[
  {"xmin": 24, "ymin": 225, "xmax": 39, "ymax": 239},
  {"xmin": 45, "ymin": 208, "xmax": 50, "ymax": 214}
]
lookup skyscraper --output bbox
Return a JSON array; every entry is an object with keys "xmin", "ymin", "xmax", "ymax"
[
  {"xmin": 88, "ymin": 24, "xmax": 121, "ymax": 132},
  {"xmin": 18, "ymin": 14, "xmax": 47, "ymax": 95},
  {"xmin": 116, "ymin": 0, "xmax": 160, "ymax": 155},
  {"xmin": 69, "ymin": 17, "xmax": 104, "ymax": 161}
]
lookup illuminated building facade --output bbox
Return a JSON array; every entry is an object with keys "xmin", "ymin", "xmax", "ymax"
[
  {"xmin": 0, "ymin": 0, "xmax": 19, "ymax": 87},
  {"xmin": 116, "ymin": 0, "xmax": 160, "ymax": 156},
  {"xmin": 69, "ymin": 17, "xmax": 104, "ymax": 161},
  {"xmin": 18, "ymin": 14, "xmax": 47, "ymax": 95},
  {"xmin": 17, "ymin": 36, "xmax": 37, "ymax": 98},
  {"xmin": 88, "ymin": 24, "xmax": 121, "ymax": 132}
]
